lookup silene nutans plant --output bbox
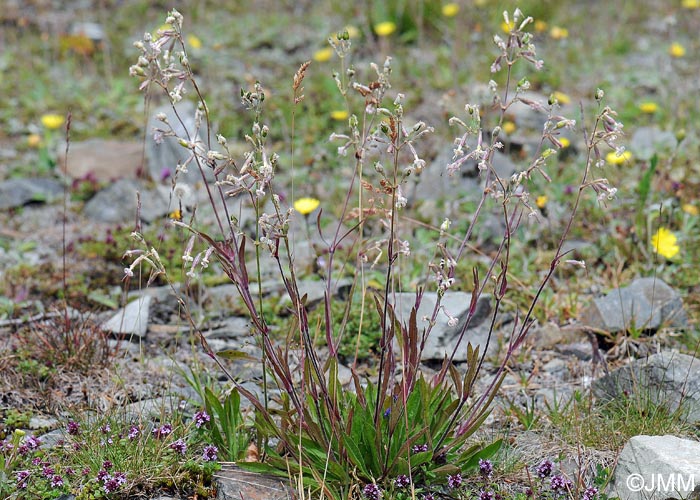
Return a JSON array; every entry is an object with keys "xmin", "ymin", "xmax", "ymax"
[{"xmin": 126, "ymin": 8, "xmax": 622, "ymax": 500}]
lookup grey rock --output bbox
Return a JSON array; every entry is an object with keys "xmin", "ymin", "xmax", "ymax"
[
  {"xmin": 37, "ymin": 428, "xmax": 66, "ymax": 449},
  {"xmin": 391, "ymin": 292, "xmax": 500, "ymax": 361},
  {"xmin": 279, "ymin": 278, "xmax": 352, "ymax": 309},
  {"xmin": 216, "ymin": 465, "xmax": 291, "ymax": 500},
  {"xmin": 123, "ymin": 395, "xmax": 184, "ymax": 420},
  {"xmin": 532, "ymin": 322, "xmax": 576, "ymax": 349},
  {"xmin": 108, "ymin": 339, "xmax": 143, "ymax": 356},
  {"xmin": 593, "ymin": 351, "xmax": 700, "ymax": 424},
  {"xmin": 542, "ymin": 357, "xmax": 567, "ymax": 376},
  {"xmin": 102, "ymin": 295, "xmax": 151, "ymax": 340},
  {"xmin": 579, "ymin": 277, "xmax": 687, "ymax": 334},
  {"xmin": 146, "ymin": 101, "xmax": 212, "ymax": 185},
  {"xmin": 29, "ymin": 415, "xmax": 58, "ymax": 430},
  {"xmin": 609, "ymin": 435, "xmax": 700, "ymax": 500},
  {"xmin": 0, "ymin": 177, "xmax": 64, "ymax": 209},
  {"xmin": 555, "ymin": 341, "xmax": 594, "ymax": 361},
  {"xmin": 205, "ymin": 317, "xmax": 252, "ymax": 340},
  {"xmin": 60, "ymin": 138, "xmax": 143, "ymax": 181},
  {"xmin": 629, "ymin": 126, "xmax": 677, "ymax": 161},
  {"xmin": 82, "ymin": 178, "xmax": 170, "ymax": 222}
]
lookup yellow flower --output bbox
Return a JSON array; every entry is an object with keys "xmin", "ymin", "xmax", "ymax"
[
  {"xmin": 374, "ymin": 21, "xmax": 397, "ymax": 37},
  {"xmin": 27, "ymin": 133, "xmax": 42, "ymax": 148},
  {"xmin": 502, "ymin": 121, "xmax": 516, "ymax": 135},
  {"xmin": 651, "ymin": 227, "xmax": 679, "ymax": 259},
  {"xmin": 552, "ymin": 91, "xmax": 571, "ymax": 105},
  {"xmin": 559, "ymin": 137, "xmax": 571, "ymax": 148},
  {"xmin": 442, "ymin": 3, "xmax": 459, "ymax": 17},
  {"xmin": 682, "ymin": 0, "xmax": 700, "ymax": 8},
  {"xmin": 186, "ymin": 34, "xmax": 202, "ymax": 49},
  {"xmin": 550, "ymin": 26, "xmax": 569, "ymax": 39},
  {"xmin": 169, "ymin": 209, "xmax": 183, "ymax": 221},
  {"xmin": 294, "ymin": 197, "xmax": 320, "ymax": 215},
  {"xmin": 682, "ymin": 203, "xmax": 699, "ymax": 216},
  {"xmin": 313, "ymin": 47, "xmax": 333, "ymax": 62},
  {"xmin": 669, "ymin": 42, "xmax": 686, "ymax": 58},
  {"xmin": 501, "ymin": 20, "xmax": 515, "ymax": 33},
  {"xmin": 535, "ymin": 195, "xmax": 548, "ymax": 209},
  {"xmin": 41, "ymin": 113, "xmax": 64, "ymax": 130},
  {"xmin": 534, "ymin": 20, "xmax": 548, "ymax": 33},
  {"xmin": 330, "ymin": 110, "xmax": 349, "ymax": 121},
  {"xmin": 605, "ymin": 150, "xmax": 633, "ymax": 165},
  {"xmin": 638, "ymin": 101, "xmax": 658, "ymax": 113}
]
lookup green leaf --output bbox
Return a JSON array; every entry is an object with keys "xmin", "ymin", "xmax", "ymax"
[
  {"xmin": 216, "ymin": 349, "xmax": 257, "ymax": 361},
  {"xmin": 341, "ymin": 434, "xmax": 370, "ymax": 478},
  {"xmin": 87, "ymin": 291, "xmax": 118, "ymax": 309},
  {"xmin": 463, "ymin": 439, "xmax": 502, "ymax": 469},
  {"xmin": 637, "ymin": 153, "xmax": 658, "ymax": 207}
]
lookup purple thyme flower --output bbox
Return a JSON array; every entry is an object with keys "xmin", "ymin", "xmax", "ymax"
[
  {"xmin": 67, "ymin": 420, "xmax": 80, "ymax": 435},
  {"xmin": 447, "ymin": 473, "xmax": 463, "ymax": 489},
  {"xmin": 97, "ymin": 469, "xmax": 111, "ymax": 482},
  {"xmin": 479, "ymin": 458, "xmax": 494, "ymax": 479},
  {"xmin": 50, "ymin": 475, "xmax": 64, "ymax": 488},
  {"xmin": 65, "ymin": 467, "xmax": 75, "ymax": 476},
  {"xmin": 102, "ymin": 460, "xmax": 113, "ymax": 470},
  {"xmin": 550, "ymin": 474, "xmax": 572, "ymax": 494},
  {"xmin": 412, "ymin": 443, "xmax": 429, "ymax": 453},
  {"xmin": 170, "ymin": 438, "xmax": 187, "ymax": 456},
  {"xmin": 394, "ymin": 474, "xmax": 410, "ymax": 488},
  {"xmin": 127, "ymin": 425, "xmax": 140, "ymax": 440},
  {"xmin": 535, "ymin": 459, "xmax": 553, "ymax": 479},
  {"xmin": 152, "ymin": 423, "xmax": 173, "ymax": 439},
  {"xmin": 25, "ymin": 435, "xmax": 41, "ymax": 450},
  {"xmin": 42, "ymin": 466, "xmax": 55, "ymax": 478},
  {"xmin": 16, "ymin": 470, "xmax": 30, "ymax": 489},
  {"xmin": 480, "ymin": 490, "xmax": 495, "ymax": 500},
  {"xmin": 202, "ymin": 444, "xmax": 218, "ymax": 462},
  {"xmin": 582, "ymin": 486, "xmax": 599, "ymax": 500},
  {"xmin": 193, "ymin": 410, "xmax": 210, "ymax": 428},
  {"xmin": 362, "ymin": 483, "xmax": 382, "ymax": 500},
  {"xmin": 422, "ymin": 495, "xmax": 435, "ymax": 500},
  {"xmin": 114, "ymin": 471, "xmax": 127, "ymax": 485},
  {"xmin": 383, "ymin": 407, "xmax": 391, "ymax": 418},
  {"xmin": 99, "ymin": 423, "xmax": 111, "ymax": 434},
  {"xmin": 104, "ymin": 477, "xmax": 120, "ymax": 493}
]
